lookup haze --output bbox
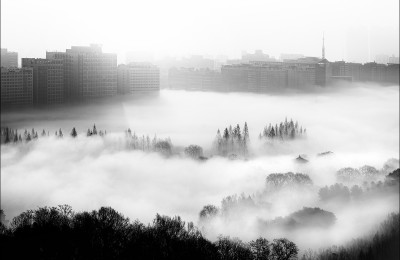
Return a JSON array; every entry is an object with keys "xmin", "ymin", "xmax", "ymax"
[{"xmin": 1, "ymin": 0, "xmax": 399, "ymax": 63}]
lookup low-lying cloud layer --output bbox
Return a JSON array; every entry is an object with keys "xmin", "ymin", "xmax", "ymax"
[{"xmin": 1, "ymin": 83, "xmax": 399, "ymax": 251}]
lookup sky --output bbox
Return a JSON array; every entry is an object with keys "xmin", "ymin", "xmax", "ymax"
[{"xmin": 1, "ymin": 0, "xmax": 399, "ymax": 63}]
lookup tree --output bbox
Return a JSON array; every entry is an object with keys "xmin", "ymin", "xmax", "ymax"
[
  {"xmin": 58, "ymin": 129, "xmax": 63, "ymax": 138},
  {"xmin": 243, "ymin": 122, "xmax": 249, "ymax": 140},
  {"xmin": 271, "ymin": 238, "xmax": 298, "ymax": 260},
  {"xmin": 154, "ymin": 140, "xmax": 172, "ymax": 156},
  {"xmin": 4, "ymin": 128, "xmax": 10, "ymax": 143},
  {"xmin": 92, "ymin": 124, "xmax": 97, "ymax": 135},
  {"xmin": 13, "ymin": 131, "xmax": 19, "ymax": 142},
  {"xmin": 184, "ymin": 145, "xmax": 203, "ymax": 159},
  {"xmin": 249, "ymin": 237, "xmax": 270, "ymax": 260},
  {"xmin": 71, "ymin": 127, "xmax": 78, "ymax": 138},
  {"xmin": 223, "ymin": 128, "xmax": 229, "ymax": 140},
  {"xmin": 199, "ymin": 205, "xmax": 219, "ymax": 221}
]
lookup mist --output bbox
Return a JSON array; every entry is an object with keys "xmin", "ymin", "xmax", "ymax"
[{"xmin": 1, "ymin": 83, "xmax": 399, "ymax": 252}]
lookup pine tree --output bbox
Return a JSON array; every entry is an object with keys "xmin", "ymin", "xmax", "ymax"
[
  {"xmin": 87, "ymin": 129, "xmax": 92, "ymax": 136},
  {"xmin": 58, "ymin": 129, "xmax": 63, "ymax": 138},
  {"xmin": 243, "ymin": 122, "xmax": 249, "ymax": 140},
  {"xmin": 13, "ymin": 130, "xmax": 19, "ymax": 142},
  {"xmin": 26, "ymin": 133, "xmax": 32, "ymax": 142},
  {"xmin": 71, "ymin": 127, "xmax": 78, "ymax": 138},
  {"xmin": 92, "ymin": 124, "xmax": 97, "ymax": 135},
  {"xmin": 4, "ymin": 128, "xmax": 10, "ymax": 143},
  {"xmin": 223, "ymin": 128, "xmax": 230, "ymax": 140},
  {"xmin": 270, "ymin": 127, "xmax": 275, "ymax": 138}
]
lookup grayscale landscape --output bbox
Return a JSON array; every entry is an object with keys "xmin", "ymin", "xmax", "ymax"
[{"xmin": 1, "ymin": 0, "xmax": 399, "ymax": 259}]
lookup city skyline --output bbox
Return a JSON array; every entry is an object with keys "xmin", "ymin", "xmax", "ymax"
[{"xmin": 1, "ymin": 0, "xmax": 399, "ymax": 64}]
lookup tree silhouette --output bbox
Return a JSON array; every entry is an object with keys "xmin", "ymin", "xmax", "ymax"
[
  {"xmin": 271, "ymin": 238, "xmax": 298, "ymax": 260},
  {"xmin": 71, "ymin": 127, "xmax": 78, "ymax": 138},
  {"xmin": 249, "ymin": 237, "xmax": 270, "ymax": 260}
]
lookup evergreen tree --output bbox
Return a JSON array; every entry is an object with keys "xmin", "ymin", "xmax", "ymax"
[
  {"xmin": 71, "ymin": 127, "xmax": 78, "ymax": 138},
  {"xmin": 58, "ymin": 129, "xmax": 63, "ymax": 138},
  {"xmin": 235, "ymin": 124, "xmax": 242, "ymax": 141},
  {"xmin": 26, "ymin": 133, "xmax": 32, "ymax": 142},
  {"xmin": 42, "ymin": 129, "xmax": 46, "ymax": 136},
  {"xmin": 243, "ymin": 122, "xmax": 249, "ymax": 140},
  {"xmin": 92, "ymin": 124, "xmax": 97, "ymax": 135},
  {"xmin": 4, "ymin": 128, "xmax": 10, "ymax": 143},
  {"xmin": 290, "ymin": 127, "xmax": 295, "ymax": 139},
  {"xmin": 13, "ymin": 131, "xmax": 19, "ymax": 143},
  {"xmin": 223, "ymin": 128, "xmax": 230, "ymax": 140}
]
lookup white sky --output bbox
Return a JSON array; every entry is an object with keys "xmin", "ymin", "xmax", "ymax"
[{"xmin": 1, "ymin": 0, "xmax": 399, "ymax": 63}]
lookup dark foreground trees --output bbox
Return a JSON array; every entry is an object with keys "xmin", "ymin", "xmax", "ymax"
[
  {"xmin": 0, "ymin": 206, "xmax": 298, "ymax": 260},
  {"xmin": 308, "ymin": 213, "xmax": 400, "ymax": 260}
]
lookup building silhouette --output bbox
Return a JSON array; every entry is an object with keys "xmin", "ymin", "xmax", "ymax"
[
  {"xmin": 47, "ymin": 44, "xmax": 117, "ymax": 101},
  {"xmin": 117, "ymin": 63, "xmax": 160, "ymax": 94},
  {"xmin": 1, "ymin": 48, "xmax": 18, "ymax": 68},
  {"xmin": 21, "ymin": 58, "xmax": 64, "ymax": 105}
]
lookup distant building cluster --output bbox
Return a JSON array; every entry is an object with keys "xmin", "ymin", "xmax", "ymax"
[
  {"xmin": 169, "ymin": 57, "xmax": 399, "ymax": 92},
  {"xmin": 167, "ymin": 42, "xmax": 399, "ymax": 92},
  {"xmin": 2, "ymin": 43, "xmax": 399, "ymax": 107},
  {"xmin": 1, "ymin": 45, "xmax": 160, "ymax": 108},
  {"xmin": 118, "ymin": 63, "xmax": 160, "ymax": 94}
]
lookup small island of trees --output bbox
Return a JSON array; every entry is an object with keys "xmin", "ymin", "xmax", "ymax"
[{"xmin": 259, "ymin": 118, "xmax": 306, "ymax": 141}]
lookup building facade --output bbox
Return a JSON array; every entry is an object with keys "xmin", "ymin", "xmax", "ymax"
[
  {"xmin": 1, "ymin": 48, "xmax": 18, "ymax": 68},
  {"xmin": 118, "ymin": 63, "xmax": 160, "ymax": 94},
  {"xmin": 1, "ymin": 67, "xmax": 33, "ymax": 107},
  {"xmin": 168, "ymin": 67, "xmax": 222, "ymax": 91},
  {"xmin": 22, "ymin": 58, "xmax": 64, "ymax": 105},
  {"xmin": 46, "ymin": 44, "xmax": 117, "ymax": 101}
]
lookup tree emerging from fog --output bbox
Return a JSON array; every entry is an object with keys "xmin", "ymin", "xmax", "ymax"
[
  {"xmin": 259, "ymin": 118, "xmax": 306, "ymax": 141},
  {"xmin": 266, "ymin": 172, "xmax": 313, "ymax": 189},
  {"xmin": 213, "ymin": 122, "xmax": 249, "ymax": 158}
]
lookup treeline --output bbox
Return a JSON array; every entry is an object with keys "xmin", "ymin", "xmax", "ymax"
[
  {"xmin": 302, "ymin": 213, "xmax": 399, "ymax": 260},
  {"xmin": 259, "ymin": 118, "xmax": 306, "ymax": 140},
  {"xmin": 337, "ymin": 165, "xmax": 387, "ymax": 184},
  {"xmin": 319, "ymin": 168, "xmax": 399, "ymax": 203},
  {"xmin": 0, "ymin": 206, "xmax": 299, "ymax": 260},
  {"xmin": 266, "ymin": 172, "xmax": 313, "ymax": 189},
  {"xmin": 125, "ymin": 129, "xmax": 173, "ymax": 156},
  {"xmin": 263, "ymin": 207, "xmax": 336, "ymax": 230},
  {"xmin": 0, "ymin": 125, "xmax": 106, "ymax": 144},
  {"xmin": 213, "ymin": 122, "xmax": 250, "ymax": 157}
]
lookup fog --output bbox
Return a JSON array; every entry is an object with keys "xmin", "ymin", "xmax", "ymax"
[{"xmin": 1, "ymin": 83, "xmax": 399, "ymax": 251}]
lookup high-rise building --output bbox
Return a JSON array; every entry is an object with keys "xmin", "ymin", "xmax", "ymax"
[
  {"xmin": 21, "ymin": 58, "xmax": 64, "ymax": 105},
  {"xmin": 247, "ymin": 64, "xmax": 287, "ymax": 92},
  {"xmin": 1, "ymin": 67, "xmax": 33, "ymax": 107},
  {"xmin": 168, "ymin": 67, "xmax": 222, "ymax": 91},
  {"xmin": 1, "ymin": 48, "xmax": 18, "ymax": 68},
  {"xmin": 117, "ymin": 63, "xmax": 160, "ymax": 94},
  {"xmin": 46, "ymin": 44, "xmax": 117, "ymax": 101}
]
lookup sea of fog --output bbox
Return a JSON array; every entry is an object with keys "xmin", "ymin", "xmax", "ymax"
[{"xmin": 1, "ymin": 83, "xmax": 399, "ymax": 251}]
